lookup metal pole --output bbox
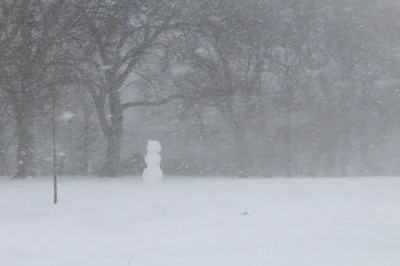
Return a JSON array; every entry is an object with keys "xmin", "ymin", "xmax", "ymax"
[{"xmin": 53, "ymin": 89, "xmax": 58, "ymax": 204}]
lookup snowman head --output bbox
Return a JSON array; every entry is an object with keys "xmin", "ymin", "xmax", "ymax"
[{"xmin": 147, "ymin": 140, "xmax": 162, "ymax": 153}]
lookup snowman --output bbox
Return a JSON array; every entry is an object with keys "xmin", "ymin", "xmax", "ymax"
[{"xmin": 142, "ymin": 140, "xmax": 164, "ymax": 183}]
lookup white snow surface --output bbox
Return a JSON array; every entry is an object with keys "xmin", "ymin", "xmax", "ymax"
[
  {"xmin": 1, "ymin": 176, "xmax": 400, "ymax": 266},
  {"xmin": 142, "ymin": 166, "xmax": 163, "ymax": 183}
]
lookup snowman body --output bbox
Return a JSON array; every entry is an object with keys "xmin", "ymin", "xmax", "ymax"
[{"xmin": 142, "ymin": 141, "xmax": 163, "ymax": 183}]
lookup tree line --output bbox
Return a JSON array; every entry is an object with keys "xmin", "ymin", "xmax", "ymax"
[{"xmin": 1, "ymin": 0, "xmax": 400, "ymax": 178}]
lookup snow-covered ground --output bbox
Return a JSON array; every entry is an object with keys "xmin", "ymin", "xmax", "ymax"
[{"xmin": 1, "ymin": 176, "xmax": 399, "ymax": 266}]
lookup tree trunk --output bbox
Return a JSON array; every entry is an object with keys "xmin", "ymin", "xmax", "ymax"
[
  {"xmin": 81, "ymin": 125, "xmax": 90, "ymax": 175},
  {"xmin": 308, "ymin": 151, "xmax": 316, "ymax": 178},
  {"xmin": 0, "ymin": 145, "xmax": 6, "ymax": 176},
  {"xmin": 359, "ymin": 88, "xmax": 371, "ymax": 176},
  {"xmin": 254, "ymin": 74, "xmax": 272, "ymax": 176},
  {"xmin": 340, "ymin": 132, "xmax": 349, "ymax": 177},
  {"xmin": 285, "ymin": 101, "xmax": 292, "ymax": 178},
  {"xmin": 101, "ymin": 132, "xmax": 122, "ymax": 177},
  {"xmin": 80, "ymin": 103, "xmax": 91, "ymax": 175},
  {"xmin": 284, "ymin": 74, "xmax": 294, "ymax": 178},
  {"xmin": 323, "ymin": 145, "xmax": 336, "ymax": 177},
  {"xmin": 14, "ymin": 102, "xmax": 36, "ymax": 179},
  {"xmin": 234, "ymin": 127, "xmax": 248, "ymax": 178},
  {"xmin": 99, "ymin": 87, "xmax": 123, "ymax": 177},
  {"xmin": 223, "ymin": 99, "xmax": 249, "ymax": 178},
  {"xmin": 307, "ymin": 136, "xmax": 317, "ymax": 178},
  {"xmin": 339, "ymin": 86, "xmax": 350, "ymax": 177},
  {"xmin": 360, "ymin": 140, "xmax": 371, "ymax": 176}
]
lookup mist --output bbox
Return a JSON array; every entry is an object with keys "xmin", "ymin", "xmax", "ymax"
[{"xmin": 1, "ymin": 0, "xmax": 400, "ymax": 178}]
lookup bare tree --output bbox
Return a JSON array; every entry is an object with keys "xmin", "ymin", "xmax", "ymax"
[
  {"xmin": 0, "ymin": 0, "xmax": 92, "ymax": 178},
  {"xmin": 0, "ymin": 97, "xmax": 15, "ymax": 175},
  {"xmin": 79, "ymin": 0, "xmax": 200, "ymax": 177}
]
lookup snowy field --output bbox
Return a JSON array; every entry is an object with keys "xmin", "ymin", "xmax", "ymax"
[{"xmin": 1, "ymin": 176, "xmax": 400, "ymax": 266}]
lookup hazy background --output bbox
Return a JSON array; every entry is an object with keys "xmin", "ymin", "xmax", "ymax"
[{"xmin": 1, "ymin": 0, "xmax": 400, "ymax": 178}]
